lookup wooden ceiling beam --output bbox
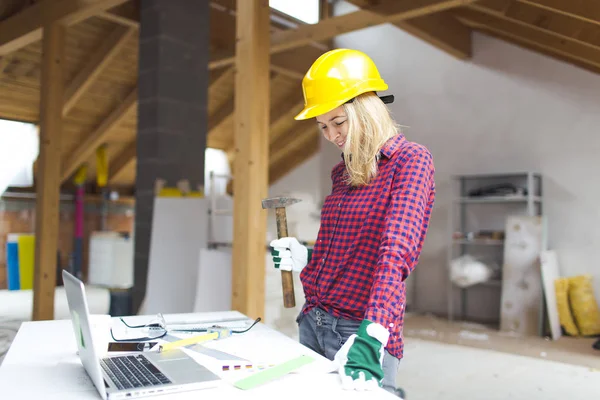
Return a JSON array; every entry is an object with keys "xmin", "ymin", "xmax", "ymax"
[
  {"xmin": 393, "ymin": 12, "xmax": 472, "ymax": 59},
  {"xmin": 0, "ymin": 0, "xmax": 131, "ymax": 55},
  {"xmin": 231, "ymin": 0, "xmax": 271, "ymax": 319},
  {"xmin": 223, "ymin": 92, "xmax": 304, "ymax": 162},
  {"xmin": 230, "ymin": 128, "xmax": 319, "ymax": 192},
  {"xmin": 208, "ymin": 96, "xmax": 234, "ymax": 133},
  {"xmin": 347, "ymin": 0, "xmax": 473, "ymax": 59},
  {"xmin": 108, "ymin": 140, "xmax": 136, "ymax": 183},
  {"xmin": 97, "ymin": 11, "xmax": 139, "ymax": 28},
  {"xmin": 269, "ymin": 120, "xmax": 316, "ymax": 167},
  {"xmin": 454, "ymin": 8, "xmax": 600, "ymax": 72},
  {"xmin": 210, "ymin": 73, "xmax": 301, "ymax": 152},
  {"xmin": 517, "ymin": 0, "xmax": 600, "ymax": 27},
  {"xmin": 269, "ymin": 64, "xmax": 305, "ymax": 80},
  {"xmin": 32, "ymin": 21, "xmax": 65, "ymax": 321},
  {"xmin": 269, "ymin": 99, "xmax": 305, "ymax": 146},
  {"xmin": 206, "ymin": 67, "xmax": 235, "ymax": 146},
  {"xmin": 210, "ymin": 0, "xmax": 478, "ymax": 68},
  {"xmin": 269, "ymin": 128, "xmax": 319, "ymax": 184},
  {"xmin": 270, "ymin": 0, "xmax": 478, "ymax": 54},
  {"xmin": 61, "ymin": 87, "xmax": 137, "ymax": 183},
  {"xmin": 208, "ymin": 52, "xmax": 306, "ymax": 78},
  {"xmin": 0, "ymin": 54, "xmax": 12, "ymax": 77},
  {"xmin": 469, "ymin": 1, "xmax": 600, "ymax": 52},
  {"xmin": 476, "ymin": 27, "xmax": 600, "ymax": 76},
  {"xmin": 63, "ymin": 25, "xmax": 135, "ymax": 117},
  {"xmin": 209, "ymin": 67, "xmax": 235, "ymax": 95},
  {"xmin": 97, "ymin": 1, "xmax": 140, "ymax": 28}
]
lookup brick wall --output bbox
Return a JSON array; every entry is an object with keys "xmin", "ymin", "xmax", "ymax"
[{"xmin": 0, "ymin": 197, "xmax": 134, "ymax": 290}]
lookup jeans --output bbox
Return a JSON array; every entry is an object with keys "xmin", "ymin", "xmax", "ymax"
[{"xmin": 297, "ymin": 307, "xmax": 400, "ymax": 395}]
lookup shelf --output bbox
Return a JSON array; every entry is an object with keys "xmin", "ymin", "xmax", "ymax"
[
  {"xmin": 453, "ymin": 239, "xmax": 504, "ymax": 246},
  {"xmin": 456, "ymin": 279, "xmax": 503, "ymax": 288},
  {"xmin": 448, "ymin": 172, "xmax": 543, "ymax": 325},
  {"xmin": 451, "ymin": 172, "xmax": 541, "ymax": 179},
  {"xmin": 457, "ymin": 195, "xmax": 541, "ymax": 204},
  {"xmin": 478, "ymin": 279, "xmax": 502, "ymax": 287}
]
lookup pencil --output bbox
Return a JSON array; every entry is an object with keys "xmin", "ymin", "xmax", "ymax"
[{"xmin": 158, "ymin": 331, "xmax": 219, "ymax": 352}]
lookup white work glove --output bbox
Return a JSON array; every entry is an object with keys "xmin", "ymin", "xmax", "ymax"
[
  {"xmin": 269, "ymin": 237, "xmax": 308, "ymax": 272},
  {"xmin": 333, "ymin": 319, "xmax": 389, "ymax": 391}
]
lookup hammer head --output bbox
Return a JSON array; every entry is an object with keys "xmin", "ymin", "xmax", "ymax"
[{"xmin": 261, "ymin": 196, "xmax": 301, "ymax": 209}]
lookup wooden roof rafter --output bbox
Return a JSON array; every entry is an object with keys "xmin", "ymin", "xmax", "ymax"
[
  {"xmin": 346, "ymin": 0, "xmax": 476, "ymax": 59},
  {"xmin": 0, "ymin": 0, "xmax": 131, "ymax": 55},
  {"xmin": 517, "ymin": 0, "xmax": 600, "ymax": 25},
  {"xmin": 108, "ymin": 139, "xmax": 136, "ymax": 184},
  {"xmin": 3, "ymin": 0, "xmax": 600, "ymax": 192},
  {"xmin": 63, "ymin": 24, "xmax": 135, "ymax": 116},
  {"xmin": 453, "ymin": 1, "xmax": 600, "ymax": 75},
  {"xmin": 467, "ymin": 1, "xmax": 600, "ymax": 53},
  {"xmin": 61, "ymin": 87, "xmax": 137, "ymax": 183},
  {"xmin": 210, "ymin": 0, "xmax": 480, "ymax": 69}
]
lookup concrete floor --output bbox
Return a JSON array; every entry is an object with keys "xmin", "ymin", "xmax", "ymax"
[
  {"xmin": 0, "ymin": 318, "xmax": 20, "ymax": 366},
  {"xmin": 398, "ymin": 338, "xmax": 599, "ymax": 400},
  {"xmin": 397, "ymin": 313, "xmax": 600, "ymax": 400},
  {"xmin": 403, "ymin": 312, "xmax": 599, "ymax": 369}
]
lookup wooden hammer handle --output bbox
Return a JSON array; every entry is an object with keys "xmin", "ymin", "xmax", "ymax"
[{"xmin": 275, "ymin": 207, "xmax": 295, "ymax": 308}]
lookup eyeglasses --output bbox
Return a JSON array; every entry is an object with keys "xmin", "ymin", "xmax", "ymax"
[
  {"xmin": 109, "ymin": 314, "xmax": 262, "ymax": 342},
  {"xmin": 110, "ymin": 313, "xmax": 168, "ymax": 342}
]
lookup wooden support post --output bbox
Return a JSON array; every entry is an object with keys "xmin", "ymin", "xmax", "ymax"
[
  {"xmin": 231, "ymin": 0, "xmax": 270, "ymax": 319},
  {"xmin": 33, "ymin": 22, "xmax": 65, "ymax": 321}
]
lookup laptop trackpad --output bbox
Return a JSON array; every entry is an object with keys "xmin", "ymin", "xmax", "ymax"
[{"xmin": 146, "ymin": 350, "xmax": 220, "ymax": 384}]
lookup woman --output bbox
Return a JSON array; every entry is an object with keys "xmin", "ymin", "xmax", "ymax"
[{"xmin": 270, "ymin": 49, "xmax": 436, "ymax": 396}]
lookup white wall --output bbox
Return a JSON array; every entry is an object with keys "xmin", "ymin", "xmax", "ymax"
[{"xmin": 315, "ymin": 1, "xmax": 600, "ymax": 316}]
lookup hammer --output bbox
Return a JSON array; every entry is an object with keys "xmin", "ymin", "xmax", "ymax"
[{"xmin": 262, "ymin": 196, "xmax": 301, "ymax": 308}]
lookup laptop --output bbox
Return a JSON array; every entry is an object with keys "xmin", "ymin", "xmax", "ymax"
[{"xmin": 62, "ymin": 270, "xmax": 222, "ymax": 399}]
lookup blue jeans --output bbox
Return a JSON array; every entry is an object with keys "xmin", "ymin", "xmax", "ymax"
[{"xmin": 297, "ymin": 307, "xmax": 400, "ymax": 395}]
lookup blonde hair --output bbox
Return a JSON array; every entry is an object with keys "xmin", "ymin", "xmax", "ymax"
[{"xmin": 342, "ymin": 91, "xmax": 400, "ymax": 186}]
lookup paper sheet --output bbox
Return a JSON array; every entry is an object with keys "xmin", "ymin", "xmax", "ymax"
[{"xmin": 0, "ymin": 362, "xmax": 97, "ymax": 399}]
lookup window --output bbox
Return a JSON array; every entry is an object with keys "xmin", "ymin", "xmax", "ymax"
[
  {"xmin": 0, "ymin": 119, "xmax": 39, "ymax": 196},
  {"xmin": 270, "ymin": 0, "xmax": 320, "ymax": 24}
]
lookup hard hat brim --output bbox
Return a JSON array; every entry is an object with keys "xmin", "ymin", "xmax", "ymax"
[{"xmin": 294, "ymin": 99, "xmax": 348, "ymax": 121}]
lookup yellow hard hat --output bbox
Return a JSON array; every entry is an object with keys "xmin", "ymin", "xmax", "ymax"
[{"xmin": 295, "ymin": 48, "xmax": 392, "ymax": 120}]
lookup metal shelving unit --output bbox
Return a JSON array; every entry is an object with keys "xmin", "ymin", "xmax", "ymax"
[{"xmin": 446, "ymin": 172, "xmax": 543, "ymax": 326}]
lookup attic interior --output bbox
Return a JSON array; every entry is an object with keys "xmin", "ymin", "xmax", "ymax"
[{"xmin": 0, "ymin": 0, "xmax": 600, "ymax": 399}]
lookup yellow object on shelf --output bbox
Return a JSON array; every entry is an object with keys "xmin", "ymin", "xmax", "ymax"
[
  {"xmin": 154, "ymin": 179, "xmax": 204, "ymax": 198},
  {"xmin": 157, "ymin": 188, "xmax": 203, "ymax": 198}
]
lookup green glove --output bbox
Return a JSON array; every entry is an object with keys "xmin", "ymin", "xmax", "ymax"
[{"xmin": 333, "ymin": 319, "xmax": 389, "ymax": 391}]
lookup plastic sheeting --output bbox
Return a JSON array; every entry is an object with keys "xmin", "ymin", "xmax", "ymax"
[{"xmin": 450, "ymin": 254, "xmax": 494, "ymax": 288}]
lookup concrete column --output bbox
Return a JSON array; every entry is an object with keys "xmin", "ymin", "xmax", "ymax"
[{"xmin": 133, "ymin": 0, "xmax": 210, "ymax": 312}]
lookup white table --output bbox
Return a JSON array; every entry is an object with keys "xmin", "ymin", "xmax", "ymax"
[{"xmin": 0, "ymin": 311, "xmax": 397, "ymax": 399}]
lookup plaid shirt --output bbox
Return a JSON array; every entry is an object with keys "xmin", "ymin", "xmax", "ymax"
[{"xmin": 300, "ymin": 133, "xmax": 435, "ymax": 359}]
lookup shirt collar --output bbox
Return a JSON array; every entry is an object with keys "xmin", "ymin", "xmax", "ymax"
[{"xmin": 340, "ymin": 133, "xmax": 406, "ymax": 161}]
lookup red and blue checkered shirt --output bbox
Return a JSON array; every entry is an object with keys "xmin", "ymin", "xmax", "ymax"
[{"xmin": 299, "ymin": 133, "xmax": 435, "ymax": 359}]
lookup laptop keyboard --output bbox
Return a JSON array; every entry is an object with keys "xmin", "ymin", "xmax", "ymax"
[{"xmin": 100, "ymin": 355, "xmax": 172, "ymax": 390}]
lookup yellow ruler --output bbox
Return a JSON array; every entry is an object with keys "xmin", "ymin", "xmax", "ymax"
[{"xmin": 158, "ymin": 332, "xmax": 219, "ymax": 352}]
